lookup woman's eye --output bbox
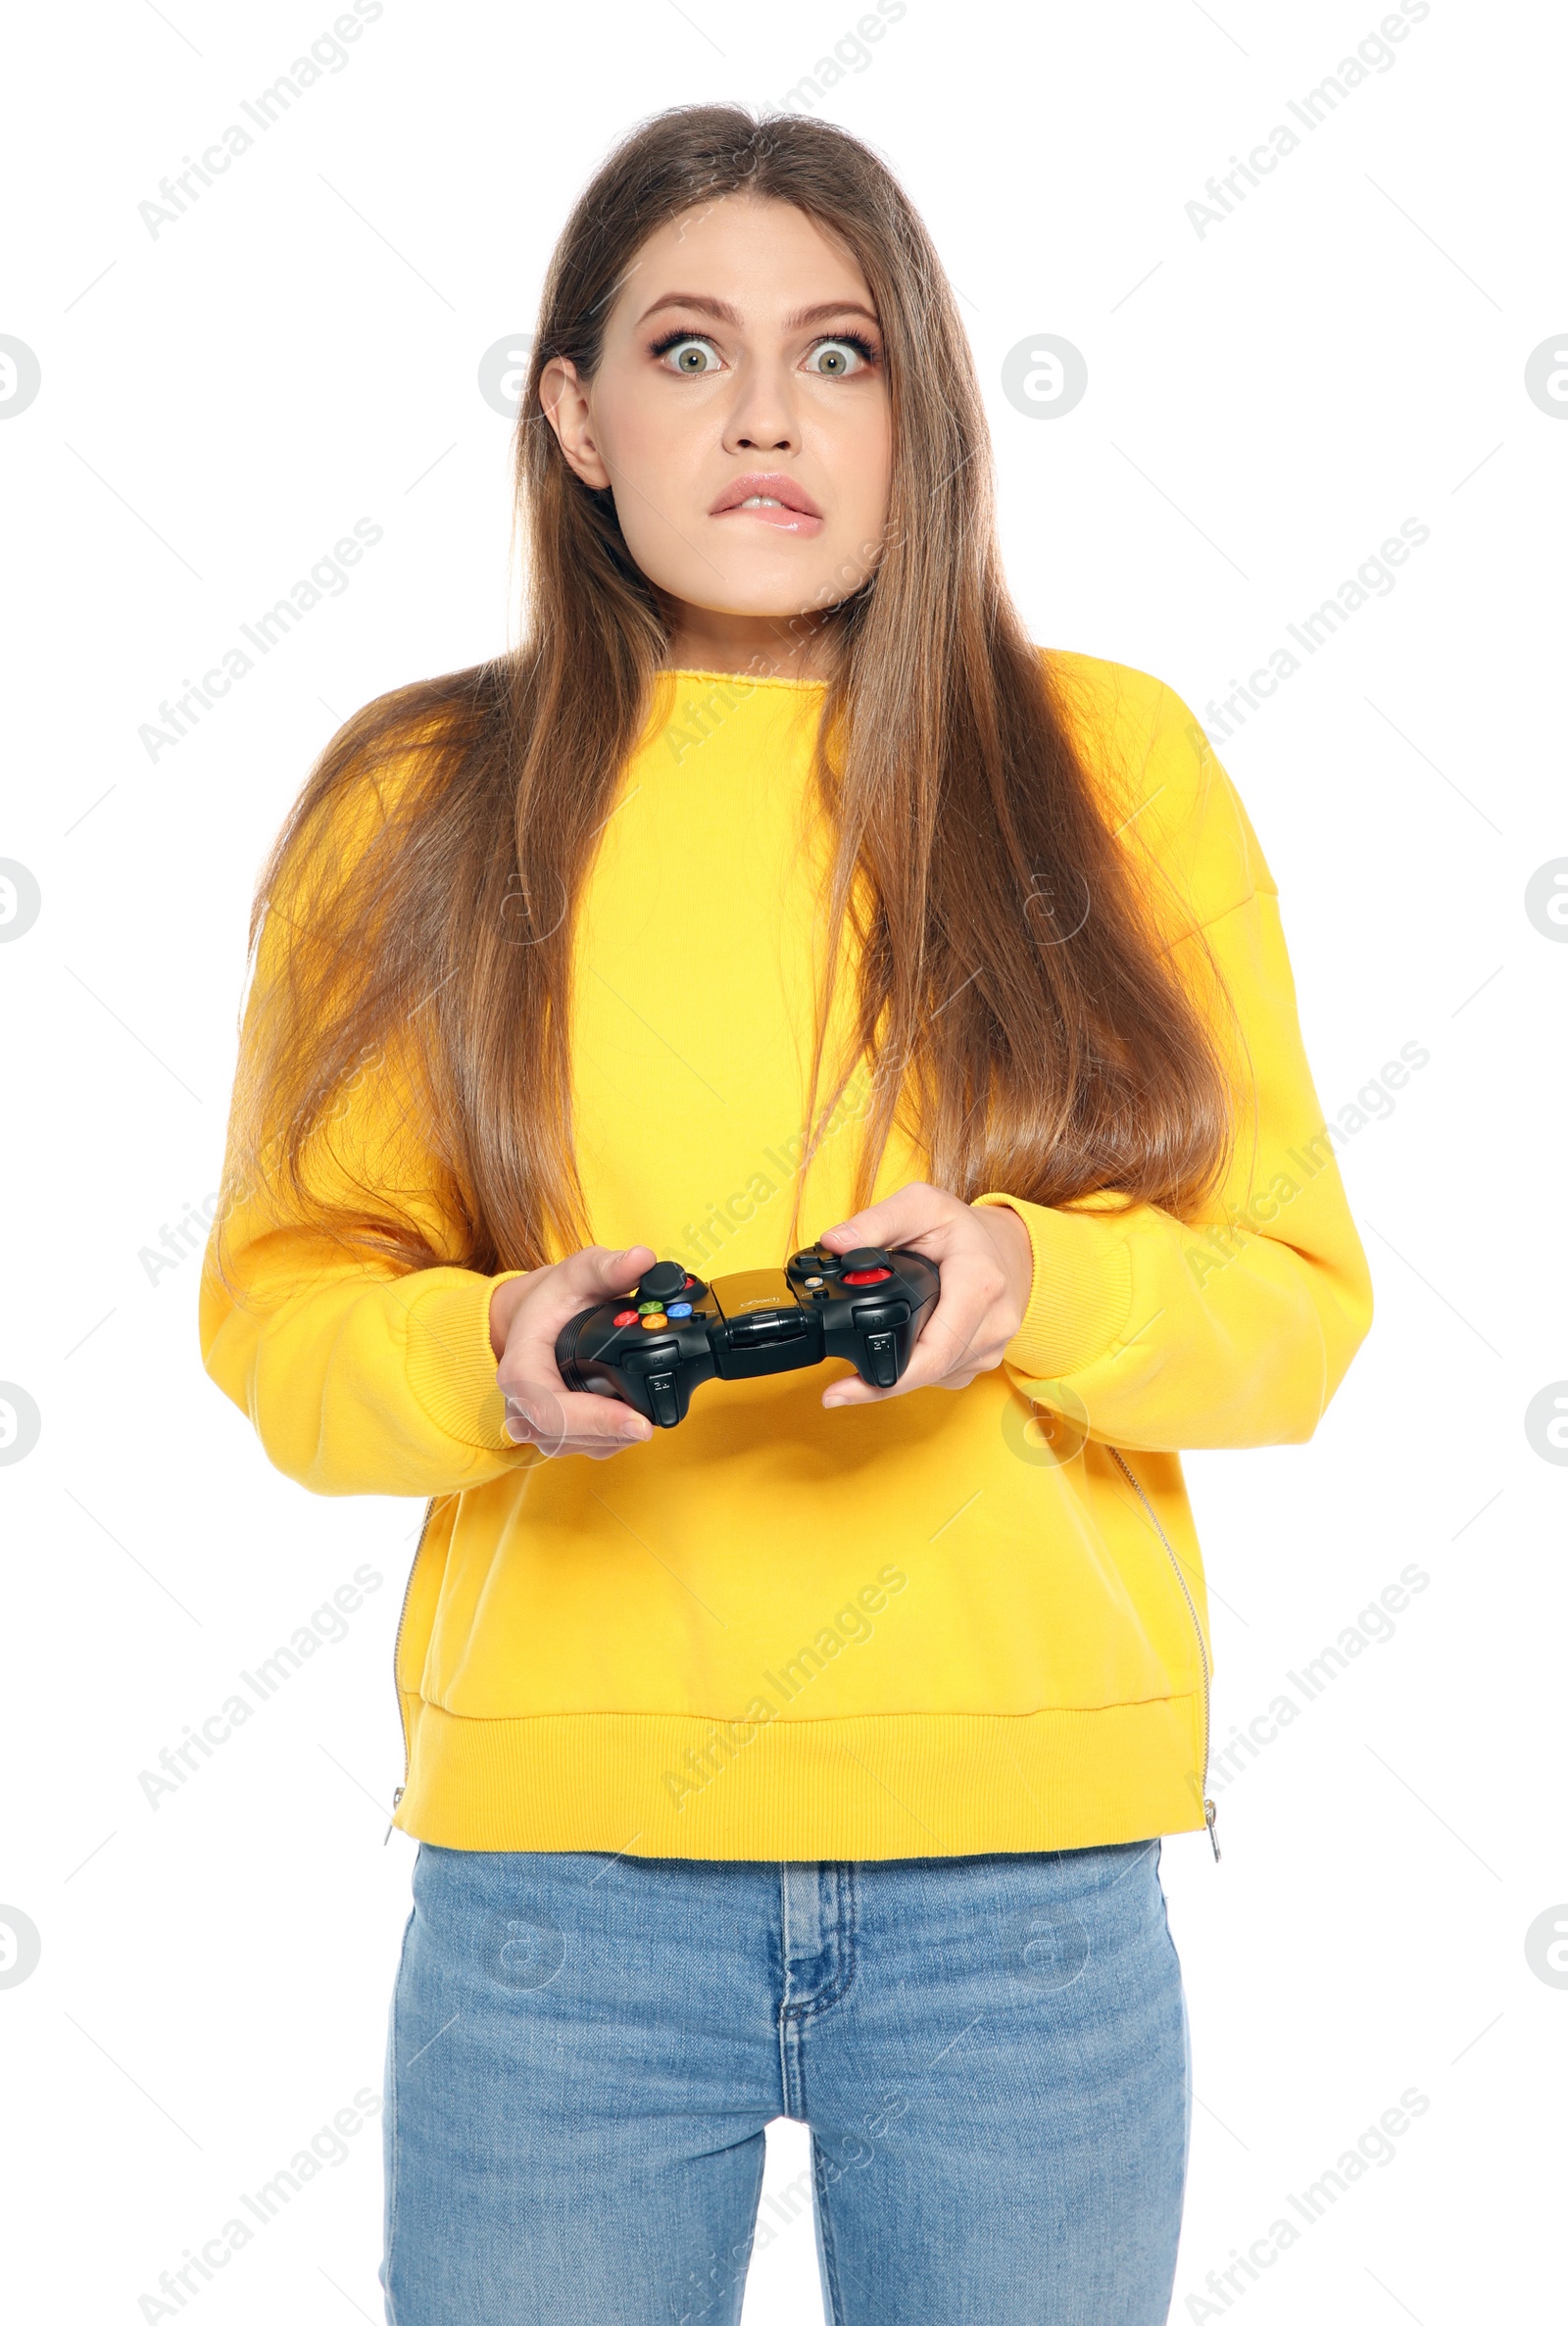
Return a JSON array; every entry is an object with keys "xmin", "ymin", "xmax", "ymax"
[
  {"xmin": 660, "ymin": 337, "xmax": 721, "ymax": 374},
  {"xmin": 804, "ymin": 338, "xmax": 869, "ymax": 377}
]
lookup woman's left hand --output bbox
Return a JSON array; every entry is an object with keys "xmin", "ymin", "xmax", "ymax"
[{"xmin": 815, "ymin": 1182, "xmax": 1035, "ymax": 1406}]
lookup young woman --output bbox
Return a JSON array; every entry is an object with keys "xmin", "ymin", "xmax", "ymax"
[{"xmin": 201, "ymin": 104, "xmax": 1372, "ymax": 2326}]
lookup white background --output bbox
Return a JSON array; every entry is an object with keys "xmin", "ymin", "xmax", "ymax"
[{"xmin": 2, "ymin": 2, "xmax": 1562, "ymax": 2319}]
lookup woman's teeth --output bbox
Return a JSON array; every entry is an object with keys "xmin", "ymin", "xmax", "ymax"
[{"xmin": 740, "ymin": 495, "xmax": 783, "ymax": 508}]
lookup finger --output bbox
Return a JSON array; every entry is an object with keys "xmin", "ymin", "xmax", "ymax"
[
  {"xmin": 549, "ymin": 1431, "xmax": 649, "ymax": 1460},
  {"xmin": 885, "ymin": 1274, "xmax": 993, "ymax": 1392},
  {"xmin": 513, "ymin": 1421, "xmax": 650, "ymax": 1459},
  {"xmin": 555, "ymin": 1241, "xmax": 657, "ymax": 1303},
  {"xmin": 508, "ymin": 1243, "xmax": 660, "ymax": 1349},
  {"xmin": 894, "ymin": 1291, "xmax": 992, "ymax": 1391},
  {"xmin": 821, "ymin": 1374, "xmax": 890, "ymax": 1408},
  {"xmin": 817, "ymin": 1183, "xmax": 946, "ymax": 1257},
  {"xmin": 506, "ymin": 1420, "xmax": 651, "ymax": 1457},
  {"xmin": 504, "ymin": 1379, "xmax": 652, "ymax": 1451},
  {"xmin": 519, "ymin": 1431, "xmax": 648, "ymax": 1460},
  {"xmin": 820, "ymin": 1280, "xmax": 992, "ymax": 1407}
]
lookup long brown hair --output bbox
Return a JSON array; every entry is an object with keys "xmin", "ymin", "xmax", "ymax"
[{"xmin": 212, "ymin": 104, "xmax": 1237, "ymax": 1294}]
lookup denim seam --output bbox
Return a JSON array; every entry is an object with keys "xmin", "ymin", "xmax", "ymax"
[
  {"xmin": 381, "ymin": 1888, "xmax": 418, "ymax": 2322},
  {"xmin": 782, "ymin": 2020, "xmax": 806, "ymax": 2122},
  {"xmin": 778, "ymin": 1867, "xmax": 802, "ymax": 2117},
  {"xmin": 782, "ymin": 1864, "xmax": 860, "ymax": 2028},
  {"xmin": 739, "ymin": 2129, "xmax": 769, "ymax": 2322},
  {"xmin": 810, "ymin": 2131, "xmax": 849, "ymax": 2326}
]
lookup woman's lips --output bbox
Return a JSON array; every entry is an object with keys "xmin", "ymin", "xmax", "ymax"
[{"xmin": 712, "ymin": 495, "xmax": 825, "ymax": 536}]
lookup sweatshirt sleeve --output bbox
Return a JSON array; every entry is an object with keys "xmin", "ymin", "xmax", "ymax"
[
  {"xmin": 198, "ymin": 809, "xmax": 541, "ymax": 1500},
  {"xmin": 972, "ymin": 673, "xmax": 1373, "ymax": 1451}
]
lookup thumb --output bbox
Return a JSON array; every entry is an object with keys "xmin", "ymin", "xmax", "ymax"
[
  {"xmin": 518, "ymin": 1244, "xmax": 657, "ymax": 1343},
  {"xmin": 580, "ymin": 1242, "xmax": 656, "ymax": 1295}
]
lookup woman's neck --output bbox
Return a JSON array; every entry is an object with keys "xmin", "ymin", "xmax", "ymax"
[{"xmin": 661, "ymin": 600, "xmax": 837, "ymax": 681}]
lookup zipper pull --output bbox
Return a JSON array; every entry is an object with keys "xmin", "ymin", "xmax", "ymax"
[
  {"xmin": 382, "ymin": 1784, "xmax": 405, "ymax": 1847},
  {"xmin": 1203, "ymin": 1797, "xmax": 1220, "ymax": 1862}
]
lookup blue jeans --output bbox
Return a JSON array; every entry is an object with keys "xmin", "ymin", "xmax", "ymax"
[{"xmin": 380, "ymin": 1840, "xmax": 1189, "ymax": 2324}]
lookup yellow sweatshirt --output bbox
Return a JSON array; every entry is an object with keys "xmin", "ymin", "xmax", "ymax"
[{"xmin": 199, "ymin": 653, "xmax": 1372, "ymax": 1859}]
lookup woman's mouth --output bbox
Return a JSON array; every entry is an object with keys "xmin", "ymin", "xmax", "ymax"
[
  {"xmin": 710, "ymin": 473, "xmax": 825, "ymax": 536},
  {"xmin": 722, "ymin": 496, "xmax": 824, "ymax": 535}
]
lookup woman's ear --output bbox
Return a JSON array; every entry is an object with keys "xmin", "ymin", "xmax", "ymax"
[{"xmin": 538, "ymin": 356, "xmax": 611, "ymax": 490}]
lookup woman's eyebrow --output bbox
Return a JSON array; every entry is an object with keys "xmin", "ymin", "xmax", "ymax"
[{"xmin": 633, "ymin": 292, "xmax": 881, "ymax": 331}]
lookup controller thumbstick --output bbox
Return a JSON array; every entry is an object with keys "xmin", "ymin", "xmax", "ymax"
[
  {"xmin": 839, "ymin": 1244, "xmax": 895, "ymax": 1288},
  {"xmin": 638, "ymin": 1260, "xmax": 688, "ymax": 1305}
]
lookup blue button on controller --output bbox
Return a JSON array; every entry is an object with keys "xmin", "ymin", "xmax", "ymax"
[{"xmin": 667, "ymin": 1301, "xmax": 692, "ymax": 1318}]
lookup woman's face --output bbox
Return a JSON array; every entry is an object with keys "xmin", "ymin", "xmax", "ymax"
[{"xmin": 540, "ymin": 195, "xmax": 893, "ymax": 664}]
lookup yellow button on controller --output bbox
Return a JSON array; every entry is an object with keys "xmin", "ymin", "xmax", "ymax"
[{"xmin": 640, "ymin": 1313, "xmax": 668, "ymax": 1330}]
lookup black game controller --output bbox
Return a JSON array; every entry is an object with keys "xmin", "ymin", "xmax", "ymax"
[{"xmin": 555, "ymin": 1244, "xmax": 942, "ymax": 1428}]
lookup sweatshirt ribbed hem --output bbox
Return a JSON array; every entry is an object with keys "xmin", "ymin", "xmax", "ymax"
[{"xmin": 392, "ymin": 1695, "xmax": 1207, "ymax": 1859}]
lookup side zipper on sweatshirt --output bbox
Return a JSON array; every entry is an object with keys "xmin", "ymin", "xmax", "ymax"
[
  {"xmin": 1107, "ymin": 1446, "xmax": 1220, "ymax": 1861},
  {"xmin": 383, "ymin": 1496, "xmax": 436, "ymax": 1846}
]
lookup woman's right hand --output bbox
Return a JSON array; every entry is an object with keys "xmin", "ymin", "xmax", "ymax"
[{"xmin": 489, "ymin": 1244, "xmax": 658, "ymax": 1460}]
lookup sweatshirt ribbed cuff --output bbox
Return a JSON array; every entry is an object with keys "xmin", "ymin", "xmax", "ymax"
[
  {"xmin": 403, "ymin": 1266, "xmax": 535, "ymax": 1453},
  {"xmin": 971, "ymin": 1193, "xmax": 1135, "ymax": 1382}
]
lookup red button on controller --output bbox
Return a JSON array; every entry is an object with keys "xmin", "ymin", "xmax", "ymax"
[
  {"xmin": 612, "ymin": 1309, "xmax": 638, "ymax": 1326},
  {"xmin": 842, "ymin": 1266, "xmax": 892, "ymax": 1285}
]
